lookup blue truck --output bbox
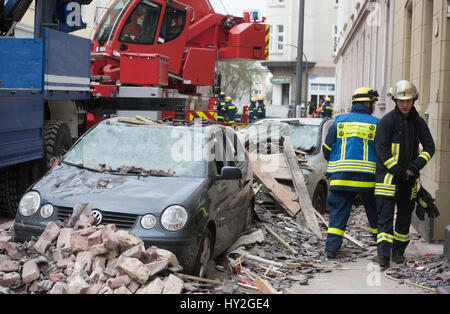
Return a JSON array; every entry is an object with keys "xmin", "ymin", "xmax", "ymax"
[{"xmin": 0, "ymin": 0, "xmax": 92, "ymax": 216}]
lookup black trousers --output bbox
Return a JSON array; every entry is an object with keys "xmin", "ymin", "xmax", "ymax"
[{"xmin": 376, "ymin": 180, "xmax": 416, "ymax": 258}]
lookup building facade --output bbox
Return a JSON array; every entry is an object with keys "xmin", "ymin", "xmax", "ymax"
[
  {"xmin": 263, "ymin": 0, "xmax": 338, "ymax": 108},
  {"xmin": 334, "ymin": 0, "xmax": 394, "ymax": 117},
  {"xmin": 391, "ymin": 0, "xmax": 450, "ymax": 242},
  {"xmin": 335, "ymin": 0, "xmax": 450, "ymax": 242}
]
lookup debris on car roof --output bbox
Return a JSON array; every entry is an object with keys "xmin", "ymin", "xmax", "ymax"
[{"xmin": 115, "ymin": 116, "xmax": 217, "ymax": 128}]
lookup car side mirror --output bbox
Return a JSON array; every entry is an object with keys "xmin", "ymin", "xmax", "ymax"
[{"xmin": 217, "ymin": 166, "xmax": 242, "ymax": 180}]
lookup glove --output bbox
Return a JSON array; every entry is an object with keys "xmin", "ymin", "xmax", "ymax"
[
  {"xmin": 415, "ymin": 204, "xmax": 426, "ymax": 221},
  {"xmin": 416, "ymin": 187, "xmax": 440, "ymax": 220}
]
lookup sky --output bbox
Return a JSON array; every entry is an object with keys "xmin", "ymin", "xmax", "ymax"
[{"xmin": 209, "ymin": 0, "xmax": 266, "ymax": 17}]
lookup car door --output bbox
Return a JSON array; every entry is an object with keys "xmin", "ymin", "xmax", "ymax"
[{"xmin": 208, "ymin": 128, "xmax": 241, "ymax": 254}]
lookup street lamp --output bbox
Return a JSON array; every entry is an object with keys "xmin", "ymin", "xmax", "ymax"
[{"xmin": 283, "ymin": 43, "xmax": 310, "ymax": 116}]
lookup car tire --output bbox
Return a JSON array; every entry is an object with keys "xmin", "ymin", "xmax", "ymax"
[
  {"xmin": 44, "ymin": 121, "xmax": 72, "ymax": 169},
  {"xmin": 193, "ymin": 228, "xmax": 213, "ymax": 278},
  {"xmin": 313, "ymin": 183, "xmax": 327, "ymax": 214}
]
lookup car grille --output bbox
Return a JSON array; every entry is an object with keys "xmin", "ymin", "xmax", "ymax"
[{"xmin": 56, "ymin": 206, "xmax": 138, "ymax": 230}]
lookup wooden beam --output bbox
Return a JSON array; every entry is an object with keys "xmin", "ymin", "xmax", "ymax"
[
  {"xmin": 283, "ymin": 136, "xmax": 322, "ymax": 239},
  {"xmin": 250, "ymin": 157, "xmax": 301, "ymax": 216}
]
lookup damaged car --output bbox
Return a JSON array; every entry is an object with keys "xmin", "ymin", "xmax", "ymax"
[
  {"xmin": 13, "ymin": 118, "xmax": 254, "ymax": 276},
  {"xmin": 238, "ymin": 118, "xmax": 333, "ymax": 214}
]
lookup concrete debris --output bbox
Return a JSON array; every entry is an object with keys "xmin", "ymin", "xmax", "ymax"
[
  {"xmin": 385, "ymin": 255, "xmax": 450, "ymax": 290},
  {"xmin": 0, "ymin": 211, "xmax": 184, "ymax": 294}
]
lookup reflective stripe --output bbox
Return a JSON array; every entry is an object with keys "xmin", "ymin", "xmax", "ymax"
[
  {"xmin": 419, "ymin": 151, "xmax": 431, "ymax": 163},
  {"xmin": 363, "ymin": 139, "xmax": 369, "ymax": 161},
  {"xmin": 419, "ymin": 198, "xmax": 427, "ymax": 208},
  {"xmin": 394, "ymin": 231, "xmax": 410, "ymax": 242},
  {"xmin": 327, "ymin": 160, "xmax": 376, "ymax": 173},
  {"xmin": 384, "ymin": 157, "xmax": 398, "ymax": 169},
  {"xmin": 371, "ymin": 228, "xmax": 378, "ymax": 235},
  {"xmin": 377, "ymin": 233, "xmax": 393, "ymax": 244},
  {"xmin": 323, "ymin": 143, "xmax": 332, "ymax": 151},
  {"xmin": 340, "ymin": 138, "xmax": 347, "ymax": 160},
  {"xmin": 328, "ymin": 228, "xmax": 345, "ymax": 237},
  {"xmin": 330, "ymin": 180, "xmax": 375, "ymax": 188},
  {"xmin": 328, "ymin": 160, "xmax": 376, "ymax": 167},
  {"xmin": 391, "ymin": 143, "xmax": 400, "ymax": 161},
  {"xmin": 375, "ymin": 174, "xmax": 396, "ymax": 197}
]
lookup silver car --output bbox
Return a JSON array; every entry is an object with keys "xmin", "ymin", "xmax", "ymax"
[{"xmin": 238, "ymin": 118, "xmax": 334, "ymax": 213}]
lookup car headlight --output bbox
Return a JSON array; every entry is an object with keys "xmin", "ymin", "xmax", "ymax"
[
  {"xmin": 40, "ymin": 204, "xmax": 54, "ymax": 219},
  {"xmin": 141, "ymin": 214, "xmax": 157, "ymax": 230},
  {"xmin": 18, "ymin": 191, "xmax": 41, "ymax": 217},
  {"xmin": 161, "ymin": 205, "xmax": 188, "ymax": 231}
]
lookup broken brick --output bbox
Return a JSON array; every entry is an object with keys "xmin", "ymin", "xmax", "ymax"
[{"xmin": 22, "ymin": 259, "xmax": 40, "ymax": 284}]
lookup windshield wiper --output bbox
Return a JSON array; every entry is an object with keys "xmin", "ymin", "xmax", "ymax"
[{"xmin": 62, "ymin": 161, "xmax": 104, "ymax": 173}]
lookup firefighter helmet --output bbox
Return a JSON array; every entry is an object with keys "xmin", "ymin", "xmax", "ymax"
[
  {"xmin": 251, "ymin": 97, "xmax": 257, "ymax": 102},
  {"xmin": 226, "ymin": 96, "xmax": 232, "ymax": 102},
  {"xmin": 392, "ymin": 80, "xmax": 418, "ymax": 101},
  {"xmin": 352, "ymin": 87, "xmax": 379, "ymax": 103},
  {"xmin": 324, "ymin": 96, "xmax": 331, "ymax": 102},
  {"xmin": 257, "ymin": 96, "xmax": 265, "ymax": 101}
]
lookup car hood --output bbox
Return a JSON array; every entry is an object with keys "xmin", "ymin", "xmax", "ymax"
[{"xmin": 33, "ymin": 164, "xmax": 207, "ymax": 215}]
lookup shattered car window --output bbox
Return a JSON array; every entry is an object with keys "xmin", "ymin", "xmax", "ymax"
[
  {"xmin": 63, "ymin": 124, "xmax": 207, "ymax": 178},
  {"xmin": 240, "ymin": 120, "xmax": 320, "ymax": 153},
  {"xmin": 290, "ymin": 125, "xmax": 320, "ymax": 152}
]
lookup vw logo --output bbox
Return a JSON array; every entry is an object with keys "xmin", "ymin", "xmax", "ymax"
[{"xmin": 92, "ymin": 210, "xmax": 103, "ymax": 226}]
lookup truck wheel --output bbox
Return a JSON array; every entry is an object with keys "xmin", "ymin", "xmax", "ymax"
[
  {"xmin": 44, "ymin": 121, "xmax": 72, "ymax": 168},
  {"xmin": 0, "ymin": 161, "xmax": 40, "ymax": 218}
]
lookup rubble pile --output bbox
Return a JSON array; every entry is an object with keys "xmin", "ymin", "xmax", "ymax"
[
  {"xmin": 0, "ymin": 213, "xmax": 185, "ymax": 294},
  {"xmin": 385, "ymin": 255, "xmax": 450, "ymax": 290}
]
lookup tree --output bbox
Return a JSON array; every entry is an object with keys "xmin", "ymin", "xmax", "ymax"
[{"xmin": 216, "ymin": 61, "xmax": 263, "ymax": 101}]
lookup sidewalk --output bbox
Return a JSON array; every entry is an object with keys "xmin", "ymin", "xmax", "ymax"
[{"xmin": 286, "ymin": 235, "xmax": 443, "ymax": 294}]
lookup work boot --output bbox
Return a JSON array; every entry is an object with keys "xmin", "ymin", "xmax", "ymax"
[
  {"xmin": 391, "ymin": 255, "xmax": 406, "ymax": 265},
  {"xmin": 325, "ymin": 250, "xmax": 337, "ymax": 259},
  {"xmin": 372, "ymin": 256, "xmax": 390, "ymax": 268}
]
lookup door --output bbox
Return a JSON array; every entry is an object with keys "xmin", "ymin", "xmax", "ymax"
[{"xmin": 208, "ymin": 128, "xmax": 241, "ymax": 254}]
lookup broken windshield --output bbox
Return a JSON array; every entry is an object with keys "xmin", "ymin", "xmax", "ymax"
[
  {"xmin": 63, "ymin": 123, "xmax": 207, "ymax": 178},
  {"xmin": 289, "ymin": 124, "xmax": 320, "ymax": 152}
]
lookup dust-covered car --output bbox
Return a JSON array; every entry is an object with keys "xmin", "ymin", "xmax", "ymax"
[
  {"xmin": 13, "ymin": 118, "xmax": 254, "ymax": 276},
  {"xmin": 238, "ymin": 118, "xmax": 334, "ymax": 213}
]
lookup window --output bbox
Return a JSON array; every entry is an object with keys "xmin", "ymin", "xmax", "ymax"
[
  {"xmin": 94, "ymin": 0, "xmax": 131, "ymax": 46},
  {"xmin": 269, "ymin": 24, "xmax": 285, "ymax": 53},
  {"xmin": 271, "ymin": 0, "xmax": 286, "ymax": 5},
  {"xmin": 158, "ymin": 4, "xmax": 186, "ymax": 44},
  {"xmin": 332, "ymin": 24, "xmax": 338, "ymax": 55},
  {"xmin": 119, "ymin": 1, "xmax": 162, "ymax": 45},
  {"xmin": 277, "ymin": 25, "xmax": 284, "ymax": 51}
]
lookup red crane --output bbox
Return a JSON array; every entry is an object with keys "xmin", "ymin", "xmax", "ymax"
[{"xmin": 87, "ymin": 0, "xmax": 269, "ymax": 125}]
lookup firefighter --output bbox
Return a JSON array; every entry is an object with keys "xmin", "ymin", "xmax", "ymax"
[
  {"xmin": 322, "ymin": 87, "xmax": 380, "ymax": 258},
  {"xmin": 372, "ymin": 80, "xmax": 435, "ymax": 268},
  {"xmin": 320, "ymin": 97, "xmax": 334, "ymax": 118},
  {"xmin": 249, "ymin": 97, "xmax": 258, "ymax": 122},
  {"xmin": 308, "ymin": 102, "xmax": 317, "ymax": 118},
  {"xmin": 217, "ymin": 92, "xmax": 226, "ymax": 123},
  {"xmin": 256, "ymin": 96, "xmax": 266, "ymax": 120},
  {"xmin": 223, "ymin": 96, "xmax": 238, "ymax": 123}
]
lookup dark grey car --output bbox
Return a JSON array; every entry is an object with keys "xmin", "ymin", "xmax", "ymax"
[{"xmin": 13, "ymin": 119, "xmax": 254, "ymax": 276}]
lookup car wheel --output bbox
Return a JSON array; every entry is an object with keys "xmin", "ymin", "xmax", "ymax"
[
  {"xmin": 313, "ymin": 183, "xmax": 327, "ymax": 214},
  {"xmin": 193, "ymin": 228, "xmax": 212, "ymax": 278}
]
